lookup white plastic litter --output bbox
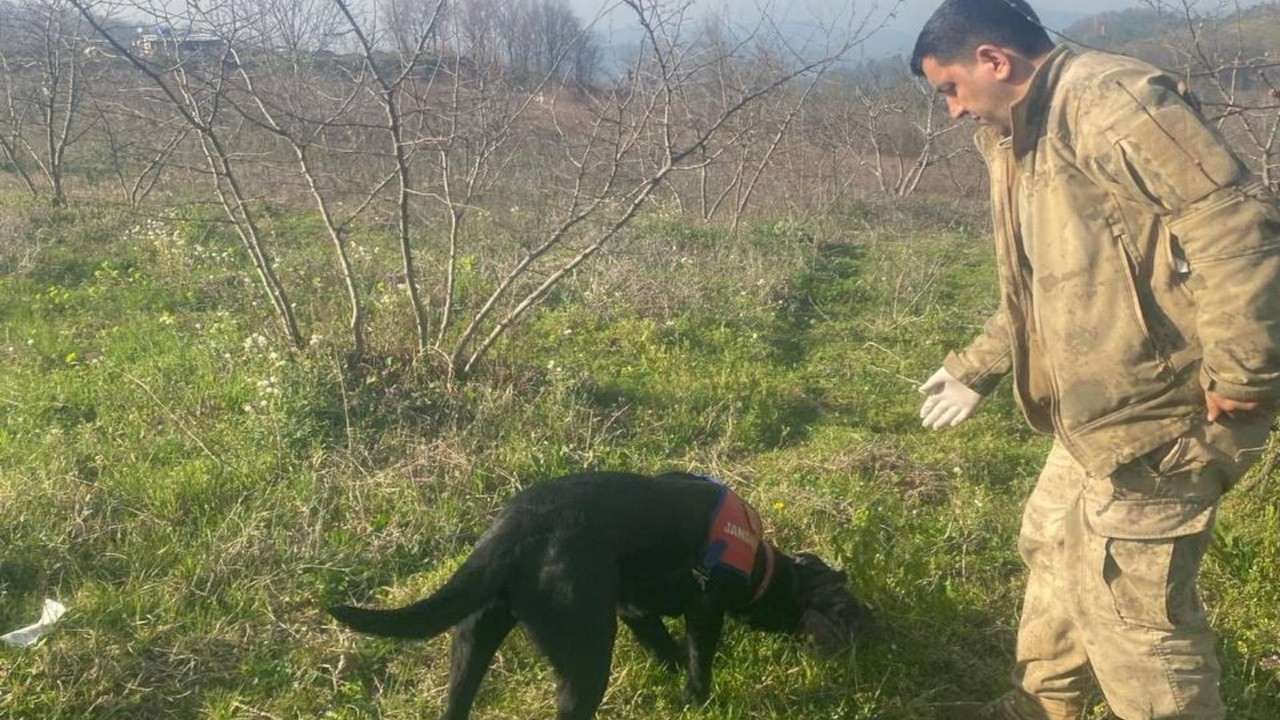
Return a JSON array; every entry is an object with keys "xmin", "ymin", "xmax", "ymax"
[{"xmin": 1, "ymin": 599, "xmax": 68, "ymax": 648}]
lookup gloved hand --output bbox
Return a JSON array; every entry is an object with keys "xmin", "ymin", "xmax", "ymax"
[{"xmin": 918, "ymin": 367, "xmax": 982, "ymax": 429}]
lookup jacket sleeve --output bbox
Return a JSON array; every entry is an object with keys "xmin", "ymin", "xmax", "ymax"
[
  {"xmin": 1085, "ymin": 70, "xmax": 1280, "ymax": 402},
  {"xmin": 943, "ymin": 309, "xmax": 1013, "ymax": 396}
]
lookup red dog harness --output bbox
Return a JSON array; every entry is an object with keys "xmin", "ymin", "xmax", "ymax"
[{"xmin": 693, "ymin": 475, "xmax": 776, "ymax": 604}]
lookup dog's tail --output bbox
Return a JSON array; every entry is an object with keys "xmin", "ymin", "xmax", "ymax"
[{"xmin": 328, "ymin": 561, "xmax": 500, "ymax": 640}]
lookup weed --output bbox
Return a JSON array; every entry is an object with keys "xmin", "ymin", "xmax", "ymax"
[{"xmin": 0, "ymin": 196, "xmax": 1275, "ymax": 719}]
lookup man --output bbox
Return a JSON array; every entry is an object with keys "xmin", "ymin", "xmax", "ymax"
[{"xmin": 910, "ymin": 1, "xmax": 1280, "ymax": 719}]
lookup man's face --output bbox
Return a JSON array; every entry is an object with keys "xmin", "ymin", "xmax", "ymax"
[{"xmin": 921, "ymin": 50, "xmax": 1020, "ymax": 134}]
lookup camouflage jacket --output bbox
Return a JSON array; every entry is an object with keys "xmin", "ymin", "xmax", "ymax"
[{"xmin": 944, "ymin": 45, "xmax": 1280, "ymax": 478}]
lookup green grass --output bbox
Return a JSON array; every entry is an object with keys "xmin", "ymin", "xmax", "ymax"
[{"xmin": 0, "ymin": 194, "xmax": 1276, "ymax": 719}]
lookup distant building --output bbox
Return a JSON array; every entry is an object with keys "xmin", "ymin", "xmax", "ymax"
[{"xmin": 132, "ymin": 26, "xmax": 225, "ymax": 59}]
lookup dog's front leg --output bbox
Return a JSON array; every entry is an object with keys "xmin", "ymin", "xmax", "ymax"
[
  {"xmin": 681, "ymin": 602, "xmax": 724, "ymax": 706},
  {"xmin": 620, "ymin": 611, "xmax": 683, "ymax": 672}
]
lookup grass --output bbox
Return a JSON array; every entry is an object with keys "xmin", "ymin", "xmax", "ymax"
[{"xmin": 0, "ymin": 193, "xmax": 1276, "ymax": 719}]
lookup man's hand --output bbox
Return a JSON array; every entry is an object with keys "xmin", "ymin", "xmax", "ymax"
[
  {"xmin": 1205, "ymin": 391, "xmax": 1261, "ymax": 423},
  {"xmin": 918, "ymin": 367, "xmax": 982, "ymax": 429}
]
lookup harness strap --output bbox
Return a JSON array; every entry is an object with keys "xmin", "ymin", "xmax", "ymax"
[
  {"xmin": 691, "ymin": 474, "xmax": 775, "ymax": 605},
  {"xmin": 751, "ymin": 542, "xmax": 777, "ymax": 604}
]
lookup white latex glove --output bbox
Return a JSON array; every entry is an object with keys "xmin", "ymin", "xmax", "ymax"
[
  {"xmin": 918, "ymin": 367, "xmax": 982, "ymax": 430},
  {"xmin": 1, "ymin": 598, "xmax": 67, "ymax": 648}
]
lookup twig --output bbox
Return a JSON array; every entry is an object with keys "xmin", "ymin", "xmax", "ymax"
[
  {"xmin": 117, "ymin": 368, "xmax": 227, "ymax": 470},
  {"xmin": 862, "ymin": 342, "xmax": 923, "ymax": 386}
]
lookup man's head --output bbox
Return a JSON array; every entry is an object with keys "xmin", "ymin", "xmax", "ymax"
[{"xmin": 910, "ymin": 0, "xmax": 1054, "ymax": 133}]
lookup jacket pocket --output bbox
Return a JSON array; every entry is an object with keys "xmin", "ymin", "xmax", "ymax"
[
  {"xmin": 1134, "ymin": 436, "xmax": 1190, "ymax": 476},
  {"xmin": 1106, "ymin": 418, "xmax": 1272, "ymax": 501},
  {"xmin": 1107, "ymin": 435, "xmax": 1220, "ymax": 501},
  {"xmin": 1107, "ymin": 214, "xmax": 1174, "ymax": 376}
]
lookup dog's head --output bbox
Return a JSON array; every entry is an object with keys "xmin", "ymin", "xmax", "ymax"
[
  {"xmin": 735, "ymin": 550, "xmax": 870, "ymax": 655},
  {"xmin": 792, "ymin": 552, "xmax": 870, "ymax": 655}
]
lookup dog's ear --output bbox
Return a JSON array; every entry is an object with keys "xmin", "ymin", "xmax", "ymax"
[
  {"xmin": 794, "ymin": 552, "xmax": 831, "ymax": 570},
  {"xmin": 794, "ymin": 552, "xmax": 848, "ymax": 583}
]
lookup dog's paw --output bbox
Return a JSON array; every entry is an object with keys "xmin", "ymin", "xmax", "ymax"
[
  {"xmin": 682, "ymin": 681, "xmax": 711, "ymax": 707},
  {"xmin": 656, "ymin": 656, "xmax": 682, "ymax": 674}
]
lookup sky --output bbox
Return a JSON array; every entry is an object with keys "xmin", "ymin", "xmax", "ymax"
[
  {"xmin": 569, "ymin": 0, "xmax": 1131, "ymax": 26},
  {"xmin": 568, "ymin": 0, "xmax": 1271, "ymax": 57}
]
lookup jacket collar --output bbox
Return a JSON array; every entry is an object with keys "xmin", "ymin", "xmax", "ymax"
[{"xmin": 978, "ymin": 44, "xmax": 1076, "ymax": 159}]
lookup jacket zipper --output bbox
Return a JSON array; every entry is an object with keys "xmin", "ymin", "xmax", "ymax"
[{"xmin": 1002, "ymin": 147, "xmax": 1063, "ymax": 440}]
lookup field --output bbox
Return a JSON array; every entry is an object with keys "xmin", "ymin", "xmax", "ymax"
[{"xmin": 1, "ymin": 193, "xmax": 1277, "ymax": 719}]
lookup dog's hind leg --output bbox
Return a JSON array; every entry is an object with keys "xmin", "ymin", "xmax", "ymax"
[
  {"xmin": 520, "ymin": 574, "xmax": 618, "ymax": 720},
  {"xmin": 441, "ymin": 600, "xmax": 517, "ymax": 720},
  {"xmin": 526, "ymin": 610, "xmax": 616, "ymax": 720},
  {"xmin": 620, "ymin": 611, "xmax": 682, "ymax": 672}
]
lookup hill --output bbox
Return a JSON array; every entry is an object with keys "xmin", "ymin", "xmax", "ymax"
[{"xmin": 1062, "ymin": 2, "xmax": 1280, "ymax": 67}]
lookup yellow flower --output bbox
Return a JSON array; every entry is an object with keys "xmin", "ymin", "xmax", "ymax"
[{"xmin": 773, "ymin": 501, "xmax": 786, "ymax": 511}]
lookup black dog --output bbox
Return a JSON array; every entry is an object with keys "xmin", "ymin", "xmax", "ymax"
[{"xmin": 329, "ymin": 471, "xmax": 869, "ymax": 720}]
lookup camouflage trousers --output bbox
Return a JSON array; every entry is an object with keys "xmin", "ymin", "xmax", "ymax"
[{"xmin": 1012, "ymin": 416, "xmax": 1271, "ymax": 720}]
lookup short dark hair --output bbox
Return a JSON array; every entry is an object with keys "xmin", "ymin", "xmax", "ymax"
[{"xmin": 910, "ymin": 0, "xmax": 1054, "ymax": 76}]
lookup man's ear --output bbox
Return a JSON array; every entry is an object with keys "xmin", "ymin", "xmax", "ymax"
[{"xmin": 974, "ymin": 44, "xmax": 1015, "ymax": 81}]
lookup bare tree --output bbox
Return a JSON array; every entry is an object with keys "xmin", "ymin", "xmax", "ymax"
[
  {"xmin": 226, "ymin": 0, "xmax": 385, "ymax": 356},
  {"xmin": 381, "ymin": 0, "xmax": 444, "ymax": 59},
  {"xmin": 70, "ymin": 0, "xmax": 305, "ymax": 347},
  {"xmin": 653, "ymin": 2, "xmax": 918, "ymax": 220},
  {"xmin": 58, "ymin": 0, "xmax": 877, "ymax": 384},
  {"xmin": 88, "ymin": 94, "xmax": 187, "ymax": 206},
  {"xmin": 797, "ymin": 51, "xmax": 982, "ymax": 203},
  {"xmin": 442, "ymin": 0, "xmax": 866, "ymax": 378},
  {"xmin": 1, "ymin": 0, "xmax": 98, "ymax": 205},
  {"xmin": 332, "ymin": 0, "xmax": 447, "ymax": 355},
  {"xmin": 528, "ymin": 0, "xmax": 599, "ymax": 86},
  {"xmin": 1138, "ymin": 0, "xmax": 1280, "ymax": 190},
  {"xmin": 0, "ymin": 52, "xmax": 44, "ymax": 197}
]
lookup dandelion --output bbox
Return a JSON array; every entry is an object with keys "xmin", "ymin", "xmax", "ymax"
[
  {"xmin": 255, "ymin": 374, "xmax": 282, "ymax": 396},
  {"xmin": 773, "ymin": 501, "xmax": 786, "ymax": 511}
]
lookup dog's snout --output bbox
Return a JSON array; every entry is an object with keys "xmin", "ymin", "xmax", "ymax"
[{"xmin": 800, "ymin": 591, "xmax": 872, "ymax": 656}]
